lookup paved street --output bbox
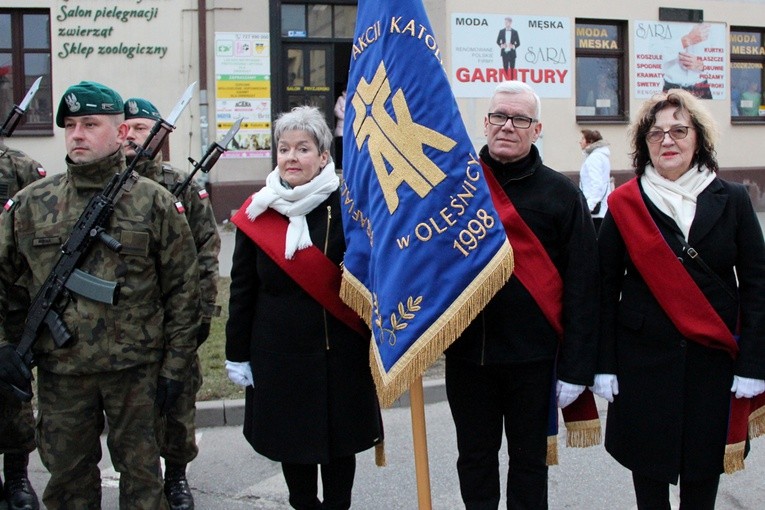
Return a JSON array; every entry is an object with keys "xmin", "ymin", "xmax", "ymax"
[{"xmin": 16, "ymin": 396, "xmax": 765, "ymax": 509}]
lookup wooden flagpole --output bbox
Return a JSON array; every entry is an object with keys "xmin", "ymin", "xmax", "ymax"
[{"xmin": 409, "ymin": 375, "xmax": 432, "ymax": 510}]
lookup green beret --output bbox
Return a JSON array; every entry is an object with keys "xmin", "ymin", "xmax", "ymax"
[
  {"xmin": 124, "ymin": 97, "xmax": 161, "ymax": 121},
  {"xmin": 56, "ymin": 81, "xmax": 124, "ymax": 127}
]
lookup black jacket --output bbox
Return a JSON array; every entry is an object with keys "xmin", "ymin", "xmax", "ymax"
[
  {"xmin": 226, "ymin": 190, "xmax": 382, "ymax": 464},
  {"xmin": 446, "ymin": 145, "xmax": 600, "ymax": 386},
  {"xmin": 599, "ymin": 177, "xmax": 765, "ymax": 482},
  {"xmin": 496, "ymin": 28, "xmax": 521, "ymax": 55}
]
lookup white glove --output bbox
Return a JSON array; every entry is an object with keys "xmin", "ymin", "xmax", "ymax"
[
  {"xmin": 225, "ymin": 360, "xmax": 254, "ymax": 388},
  {"xmin": 556, "ymin": 380, "xmax": 586, "ymax": 408},
  {"xmin": 731, "ymin": 375, "xmax": 765, "ymax": 399},
  {"xmin": 589, "ymin": 373, "xmax": 619, "ymax": 403}
]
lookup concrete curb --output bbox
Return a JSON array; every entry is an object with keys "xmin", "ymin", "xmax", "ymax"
[{"xmin": 195, "ymin": 377, "xmax": 447, "ymax": 428}]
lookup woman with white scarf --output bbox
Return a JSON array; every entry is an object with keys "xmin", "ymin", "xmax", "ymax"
[
  {"xmin": 224, "ymin": 106, "xmax": 382, "ymax": 510},
  {"xmin": 594, "ymin": 89, "xmax": 765, "ymax": 509}
]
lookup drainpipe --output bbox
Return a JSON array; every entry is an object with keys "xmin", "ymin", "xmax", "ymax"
[{"xmin": 197, "ymin": 0, "xmax": 210, "ymax": 184}]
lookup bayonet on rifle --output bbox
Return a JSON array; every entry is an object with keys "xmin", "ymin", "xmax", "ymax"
[
  {"xmin": 171, "ymin": 118, "xmax": 242, "ymax": 197},
  {"xmin": 0, "ymin": 76, "xmax": 42, "ymax": 138}
]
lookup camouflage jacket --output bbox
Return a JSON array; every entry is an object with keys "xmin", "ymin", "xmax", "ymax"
[
  {"xmin": 0, "ymin": 142, "xmax": 46, "ymax": 204},
  {"xmin": 132, "ymin": 157, "xmax": 220, "ymax": 320},
  {"xmin": 0, "ymin": 150, "xmax": 200, "ymax": 380}
]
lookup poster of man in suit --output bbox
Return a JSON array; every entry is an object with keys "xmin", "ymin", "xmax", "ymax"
[{"xmin": 497, "ymin": 17, "xmax": 521, "ymax": 72}]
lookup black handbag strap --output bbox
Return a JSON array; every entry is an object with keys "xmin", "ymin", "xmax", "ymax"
[{"xmin": 672, "ymin": 232, "xmax": 738, "ymax": 302}]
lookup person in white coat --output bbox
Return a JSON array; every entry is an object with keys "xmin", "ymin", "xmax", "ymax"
[
  {"xmin": 579, "ymin": 129, "xmax": 612, "ymax": 232},
  {"xmin": 333, "ymin": 89, "xmax": 346, "ymax": 170}
]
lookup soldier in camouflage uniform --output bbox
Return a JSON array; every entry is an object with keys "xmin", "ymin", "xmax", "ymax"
[
  {"xmin": 0, "ymin": 143, "xmax": 45, "ymax": 509},
  {"xmin": 123, "ymin": 97, "xmax": 220, "ymax": 510},
  {"xmin": 0, "ymin": 81, "xmax": 201, "ymax": 510}
]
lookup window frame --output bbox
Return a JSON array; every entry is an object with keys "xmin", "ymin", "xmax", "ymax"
[
  {"xmin": 574, "ymin": 18, "xmax": 629, "ymax": 124},
  {"xmin": 0, "ymin": 8, "xmax": 52, "ymax": 136},
  {"xmin": 730, "ymin": 26, "xmax": 765, "ymax": 124}
]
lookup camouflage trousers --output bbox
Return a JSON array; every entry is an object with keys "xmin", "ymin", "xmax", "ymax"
[
  {"xmin": 36, "ymin": 364, "xmax": 169, "ymax": 510},
  {"xmin": 0, "ymin": 388, "xmax": 35, "ymax": 455},
  {"xmin": 159, "ymin": 354, "xmax": 203, "ymax": 465}
]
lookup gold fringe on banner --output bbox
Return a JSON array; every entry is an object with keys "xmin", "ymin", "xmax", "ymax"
[
  {"xmin": 344, "ymin": 241, "xmax": 514, "ymax": 408},
  {"xmin": 565, "ymin": 419, "xmax": 602, "ymax": 448},
  {"xmin": 724, "ymin": 441, "xmax": 746, "ymax": 474},
  {"xmin": 749, "ymin": 404, "xmax": 765, "ymax": 439},
  {"xmin": 340, "ymin": 270, "xmax": 373, "ymax": 329},
  {"xmin": 546, "ymin": 435, "xmax": 558, "ymax": 466}
]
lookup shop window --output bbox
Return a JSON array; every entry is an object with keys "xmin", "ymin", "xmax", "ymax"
[
  {"xmin": 0, "ymin": 9, "xmax": 52, "ymax": 134},
  {"xmin": 281, "ymin": 3, "xmax": 357, "ymax": 39},
  {"xmin": 575, "ymin": 20, "xmax": 627, "ymax": 122},
  {"xmin": 731, "ymin": 27, "xmax": 765, "ymax": 122}
]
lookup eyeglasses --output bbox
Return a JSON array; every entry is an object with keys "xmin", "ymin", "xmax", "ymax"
[
  {"xmin": 487, "ymin": 113, "xmax": 536, "ymax": 129},
  {"xmin": 645, "ymin": 126, "xmax": 692, "ymax": 144}
]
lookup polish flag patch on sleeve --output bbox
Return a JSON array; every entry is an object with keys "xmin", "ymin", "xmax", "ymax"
[
  {"xmin": 174, "ymin": 201, "xmax": 186, "ymax": 214},
  {"xmin": 198, "ymin": 189, "xmax": 209, "ymax": 200},
  {"xmin": 3, "ymin": 198, "xmax": 15, "ymax": 212},
  {"xmin": 37, "ymin": 167, "xmax": 47, "ymax": 177}
]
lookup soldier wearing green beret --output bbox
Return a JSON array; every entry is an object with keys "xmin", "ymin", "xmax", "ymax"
[
  {"xmin": 0, "ymin": 81, "xmax": 201, "ymax": 509},
  {"xmin": 0, "ymin": 140, "xmax": 46, "ymax": 509},
  {"xmin": 123, "ymin": 97, "xmax": 221, "ymax": 510}
]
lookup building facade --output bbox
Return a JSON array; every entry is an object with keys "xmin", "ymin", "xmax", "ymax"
[{"xmin": 3, "ymin": 0, "xmax": 765, "ymax": 220}]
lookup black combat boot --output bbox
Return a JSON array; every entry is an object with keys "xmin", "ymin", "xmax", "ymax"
[
  {"xmin": 3, "ymin": 453, "xmax": 39, "ymax": 510},
  {"xmin": 164, "ymin": 462, "xmax": 194, "ymax": 510}
]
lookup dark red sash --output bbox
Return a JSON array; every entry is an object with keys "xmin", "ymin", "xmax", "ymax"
[
  {"xmin": 231, "ymin": 197, "xmax": 367, "ymax": 338},
  {"xmin": 483, "ymin": 162, "xmax": 600, "ymax": 453},
  {"xmin": 483, "ymin": 161, "xmax": 563, "ymax": 336},
  {"xmin": 608, "ymin": 178, "xmax": 738, "ymax": 357},
  {"xmin": 607, "ymin": 178, "xmax": 765, "ymax": 472}
]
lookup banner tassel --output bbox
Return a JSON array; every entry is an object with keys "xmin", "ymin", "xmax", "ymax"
[
  {"xmin": 360, "ymin": 244, "xmax": 514, "ymax": 408},
  {"xmin": 724, "ymin": 441, "xmax": 746, "ymax": 474}
]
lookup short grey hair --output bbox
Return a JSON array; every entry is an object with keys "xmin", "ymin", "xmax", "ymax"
[
  {"xmin": 273, "ymin": 106, "xmax": 333, "ymax": 154},
  {"xmin": 492, "ymin": 81, "xmax": 542, "ymax": 119}
]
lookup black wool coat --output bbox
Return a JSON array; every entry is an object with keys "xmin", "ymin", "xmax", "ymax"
[
  {"xmin": 598, "ymin": 177, "xmax": 765, "ymax": 483},
  {"xmin": 446, "ymin": 145, "xmax": 600, "ymax": 386},
  {"xmin": 225, "ymin": 190, "xmax": 383, "ymax": 464}
]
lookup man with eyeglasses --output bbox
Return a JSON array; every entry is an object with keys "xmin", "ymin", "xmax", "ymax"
[{"xmin": 445, "ymin": 80, "xmax": 599, "ymax": 509}]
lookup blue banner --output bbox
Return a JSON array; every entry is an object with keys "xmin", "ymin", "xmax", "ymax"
[{"xmin": 340, "ymin": 0, "xmax": 514, "ymax": 407}]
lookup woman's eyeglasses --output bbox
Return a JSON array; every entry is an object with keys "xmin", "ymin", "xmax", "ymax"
[{"xmin": 646, "ymin": 126, "xmax": 692, "ymax": 144}]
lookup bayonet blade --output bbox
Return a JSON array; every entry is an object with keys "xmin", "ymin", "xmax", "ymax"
[
  {"xmin": 18, "ymin": 76, "xmax": 42, "ymax": 112},
  {"xmin": 220, "ymin": 118, "xmax": 243, "ymax": 149},
  {"xmin": 165, "ymin": 82, "xmax": 197, "ymax": 126}
]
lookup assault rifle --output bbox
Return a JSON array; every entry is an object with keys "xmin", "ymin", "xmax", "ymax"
[
  {"xmin": 6, "ymin": 83, "xmax": 197, "ymax": 402},
  {"xmin": 0, "ymin": 76, "xmax": 42, "ymax": 138},
  {"xmin": 171, "ymin": 118, "xmax": 242, "ymax": 198}
]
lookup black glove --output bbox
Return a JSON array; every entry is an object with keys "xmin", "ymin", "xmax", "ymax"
[
  {"xmin": 196, "ymin": 321, "xmax": 211, "ymax": 348},
  {"xmin": 0, "ymin": 344, "xmax": 32, "ymax": 391},
  {"xmin": 155, "ymin": 376, "xmax": 184, "ymax": 416}
]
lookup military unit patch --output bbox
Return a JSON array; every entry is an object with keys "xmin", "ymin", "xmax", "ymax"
[
  {"xmin": 197, "ymin": 189, "xmax": 209, "ymax": 200},
  {"xmin": 3, "ymin": 198, "xmax": 15, "ymax": 212},
  {"xmin": 174, "ymin": 201, "xmax": 185, "ymax": 214}
]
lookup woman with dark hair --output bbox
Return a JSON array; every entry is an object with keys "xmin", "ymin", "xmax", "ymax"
[
  {"xmin": 579, "ymin": 128, "xmax": 612, "ymax": 232},
  {"xmin": 592, "ymin": 89, "xmax": 765, "ymax": 509}
]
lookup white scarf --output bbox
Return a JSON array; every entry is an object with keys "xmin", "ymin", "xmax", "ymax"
[
  {"xmin": 641, "ymin": 164, "xmax": 716, "ymax": 240},
  {"xmin": 245, "ymin": 162, "xmax": 339, "ymax": 259}
]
